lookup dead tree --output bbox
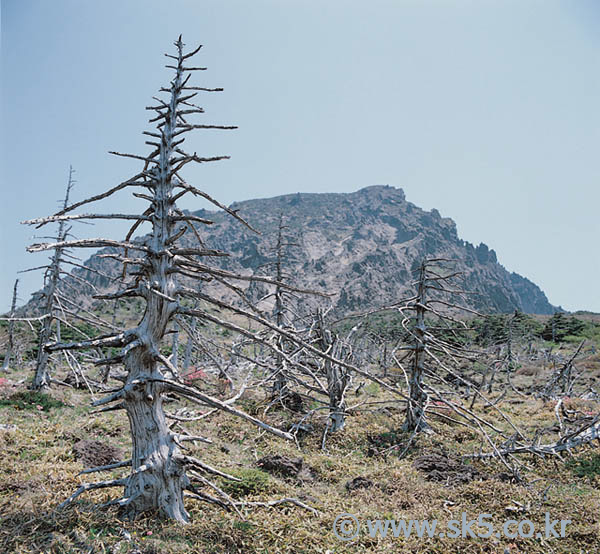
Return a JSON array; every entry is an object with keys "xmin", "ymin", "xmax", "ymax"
[
  {"xmin": 484, "ymin": 312, "xmax": 517, "ymax": 394},
  {"xmin": 403, "ymin": 261, "xmax": 428, "ymax": 432},
  {"xmin": 313, "ymin": 308, "xmax": 351, "ymax": 432},
  {"xmin": 380, "ymin": 342, "xmax": 389, "ymax": 377},
  {"xmin": 1, "ymin": 279, "xmax": 19, "ymax": 371},
  {"xmin": 540, "ymin": 339, "xmax": 585, "ymax": 398},
  {"xmin": 170, "ymin": 320, "xmax": 180, "ymax": 376},
  {"xmin": 272, "ymin": 215, "xmax": 288, "ymax": 396},
  {"xmin": 22, "ymin": 37, "xmax": 309, "ymax": 522},
  {"xmin": 394, "ymin": 259, "xmax": 481, "ymax": 434},
  {"xmin": 466, "ymin": 414, "xmax": 600, "ymax": 463},
  {"xmin": 182, "ymin": 311, "xmax": 198, "ymax": 371},
  {"xmin": 30, "ymin": 166, "xmax": 75, "ymax": 390},
  {"xmin": 250, "ymin": 213, "xmax": 303, "ymax": 401},
  {"xmin": 182, "ymin": 323, "xmax": 196, "ymax": 370}
]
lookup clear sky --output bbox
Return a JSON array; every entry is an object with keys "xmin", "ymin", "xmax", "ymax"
[{"xmin": 1, "ymin": 0, "xmax": 599, "ymax": 312}]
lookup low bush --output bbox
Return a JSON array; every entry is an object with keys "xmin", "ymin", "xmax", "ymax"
[{"xmin": 0, "ymin": 391, "xmax": 66, "ymax": 411}]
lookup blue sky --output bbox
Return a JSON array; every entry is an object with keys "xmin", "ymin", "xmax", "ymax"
[{"xmin": 1, "ymin": 0, "xmax": 599, "ymax": 312}]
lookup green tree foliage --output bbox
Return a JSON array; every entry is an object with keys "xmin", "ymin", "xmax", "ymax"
[
  {"xmin": 541, "ymin": 313, "xmax": 586, "ymax": 342},
  {"xmin": 472, "ymin": 311, "xmax": 542, "ymax": 347}
]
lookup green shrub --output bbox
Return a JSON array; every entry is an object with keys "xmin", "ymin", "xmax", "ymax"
[
  {"xmin": 59, "ymin": 321, "xmax": 100, "ymax": 342},
  {"xmin": 0, "ymin": 391, "xmax": 67, "ymax": 411},
  {"xmin": 567, "ymin": 453, "xmax": 600, "ymax": 480},
  {"xmin": 541, "ymin": 313, "xmax": 586, "ymax": 342},
  {"xmin": 220, "ymin": 468, "xmax": 271, "ymax": 498}
]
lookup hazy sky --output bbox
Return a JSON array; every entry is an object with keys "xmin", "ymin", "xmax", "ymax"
[{"xmin": 1, "ymin": 0, "xmax": 599, "ymax": 312}]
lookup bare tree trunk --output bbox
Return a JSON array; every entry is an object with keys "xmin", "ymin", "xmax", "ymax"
[
  {"xmin": 381, "ymin": 342, "xmax": 388, "ymax": 377},
  {"xmin": 102, "ymin": 284, "xmax": 124, "ymax": 383},
  {"xmin": 2, "ymin": 279, "xmax": 19, "ymax": 371},
  {"xmin": 541, "ymin": 340, "xmax": 585, "ymax": 398},
  {"xmin": 117, "ymin": 40, "xmax": 191, "ymax": 519},
  {"xmin": 272, "ymin": 215, "xmax": 287, "ymax": 397},
  {"xmin": 317, "ymin": 309, "xmax": 347, "ymax": 432},
  {"xmin": 122, "ymin": 351, "xmax": 190, "ymax": 521},
  {"xmin": 183, "ymin": 316, "xmax": 197, "ymax": 371},
  {"xmin": 31, "ymin": 166, "xmax": 74, "ymax": 390},
  {"xmin": 171, "ymin": 321, "xmax": 180, "ymax": 375},
  {"xmin": 404, "ymin": 261, "xmax": 428, "ymax": 432},
  {"xmin": 32, "ymin": 315, "xmax": 53, "ymax": 390}
]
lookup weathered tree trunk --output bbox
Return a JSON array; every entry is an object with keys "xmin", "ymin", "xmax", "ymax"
[
  {"xmin": 119, "ymin": 42, "xmax": 188, "ymax": 518},
  {"xmin": 404, "ymin": 261, "xmax": 428, "ymax": 432},
  {"xmin": 32, "ymin": 254, "xmax": 61, "ymax": 389},
  {"xmin": 32, "ymin": 314, "xmax": 53, "ymax": 390},
  {"xmin": 31, "ymin": 167, "xmax": 74, "ymax": 390},
  {"xmin": 170, "ymin": 321, "xmax": 180, "ymax": 377},
  {"xmin": 541, "ymin": 339, "xmax": 585, "ymax": 398},
  {"xmin": 122, "ymin": 351, "xmax": 190, "ymax": 521},
  {"xmin": 327, "ymin": 361, "xmax": 347, "ymax": 432},
  {"xmin": 317, "ymin": 309, "xmax": 347, "ymax": 432},
  {"xmin": 271, "ymin": 214, "xmax": 291, "ymax": 399},
  {"xmin": 2, "ymin": 279, "xmax": 19, "ymax": 371},
  {"xmin": 183, "ymin": 316, "xmax": 197, "ymax": 371}
]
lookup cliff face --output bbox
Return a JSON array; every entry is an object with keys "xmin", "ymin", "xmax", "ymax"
[
  {"xmin": 189, "ymin": 185, "xmax": 555, "ymax": 314},
  {"xmin": 28, "ymin": 185, "xmax": 556, "ymax": 316}
]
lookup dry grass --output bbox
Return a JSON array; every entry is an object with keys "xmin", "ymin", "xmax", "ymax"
[{"xmin": 1, "ymin": 356, "xmax": 599, "ymax": 553}]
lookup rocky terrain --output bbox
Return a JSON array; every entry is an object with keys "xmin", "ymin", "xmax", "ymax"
[{"xmin": 27, "ymin": 185, "xmax": 556, "ymax": 316}]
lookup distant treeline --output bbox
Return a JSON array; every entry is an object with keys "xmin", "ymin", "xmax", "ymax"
[{"xmin": 336, "ymin": 311, "xmax": 600, "ymax": 347}]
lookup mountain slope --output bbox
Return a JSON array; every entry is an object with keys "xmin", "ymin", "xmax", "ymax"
[
  {"xmin": 30, "ymin": 185, "xmax": 556, "ymax": 316},
  {"xmin": 198, "ymin": 185, "xmax": 555, "ymax": 314}
]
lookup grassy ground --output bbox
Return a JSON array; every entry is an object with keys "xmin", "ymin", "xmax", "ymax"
[{"xmin": 0, "ymin": 344, "xmax": 599, "ymax": 553}]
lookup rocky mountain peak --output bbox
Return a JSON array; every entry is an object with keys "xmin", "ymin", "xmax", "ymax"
[{"xmin": 28, "ymin": 186, "xmax": 556, "ymax": 317}]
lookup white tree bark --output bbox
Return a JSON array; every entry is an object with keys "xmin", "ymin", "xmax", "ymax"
[
  {"xmin": 116, "ymin": 38, "xmax": 194, "ymax": 521},
  {"xmin": 272, "ymin": 214, "xmax": 288, "ymax": 397},
  {"xmin": 22, "ymin": 37, "xmax": 315, "ymax": 522},
  {"xmin": 316, "ymin": 309, "xmax": 348, "ymax": 432},
  {"xmin": 31, "ymin": 166, "xmax": 74, "ymax": 390},
  {"xmin": 1, "ymin": 279, "xmax": 19, "ymax": 371},
  {"xmin": 403, "ymin": 261, "xmax": 428, "ymax": 432}
]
